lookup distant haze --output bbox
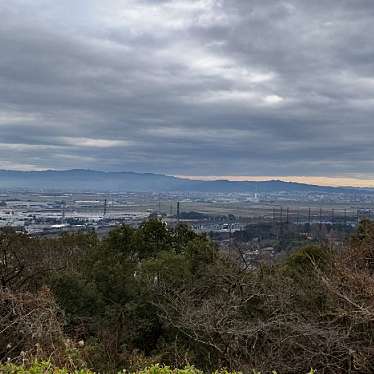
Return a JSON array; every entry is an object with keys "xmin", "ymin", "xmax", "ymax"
[
  {"xmin": 178, "ymin": 176, "xmax": 374, "ymax": 188},
  {"xmin": 0, "ymin": 169, "xmax": 369, "ymax": 193}
]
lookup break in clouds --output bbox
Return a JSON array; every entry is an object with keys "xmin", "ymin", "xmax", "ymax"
[{"xmin": 1, "ymin": 0, "xmax": 374, "ymax": 178}]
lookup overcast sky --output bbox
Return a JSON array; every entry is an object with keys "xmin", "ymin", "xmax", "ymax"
[{"xmin": 1, "ymin": 0, "xmax": 374, "ymax": 184}]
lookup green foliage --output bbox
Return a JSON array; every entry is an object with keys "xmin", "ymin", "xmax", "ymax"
[
  {"xmin": 3, "ymin": 220, "xmax": 374, "ymax": 373},
  {"xmin": 0, "ymin": 362, "xmax": 241, "ymax": 374},
  {"xmin": 45, "ymin": 220, "xmax": 214, "ymax": 372},
  {"xmin": 0, "ymin": 361, "xmax": 94, "ymax": 374},
  {"xmin": 282, "ymin": 245, "xmax": 332, "ymax": 313},
  {"xmin": 133, "ymin": 364, "xmax": 202, "ymax": 374},
  {"xmin": 352, "ymin": 219, "xmax": 374, "ymax": 243},
  {"xmin": 105, "ymin": 225, "xmax": 137, "ymax": 257},
  {"xmin": 285, "ymin": 245, "xmax": 330, "ymax": 274},
  {"xmin": 141, "ymin": 251, "xmax": 191, "ymax": 287},
  {"xmin": 135, "ymin": 220, "xmax": 172, "ymax": 259},
  {"xmin": 185, "ymin": 237, "xmax": 217, "ymax": 275},
  {"xmin": 173, "ymin": 224, "xmax": 200, "ymax": 253},
  {"xmin": 50, "ymin": 273, "xmax": 104, "ymax": 324},
  {"xmin": 0, "ymin": 362, "xmax": 317, "ymax": 374}
]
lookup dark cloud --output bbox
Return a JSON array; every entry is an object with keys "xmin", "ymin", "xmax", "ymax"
[{"xmin": 0, "ymin": 0, "xmax": 374, "ymax": 178}]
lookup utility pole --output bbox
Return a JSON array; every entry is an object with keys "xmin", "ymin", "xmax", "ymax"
[
  {"xmin": 308, "ymin": 207, "xmax": 311, "ymax": 226},
  {"xmin": 229, "ymin": 223, "xmax": 233, "ymax": 251},
  {"xmin": 177, "ymin": 201, "xmax": 180, "ymax": 224},
  {"xmin": 279, "ymin": 207, "xmax": 284, "ymax": 238},
  {"xmin": 357, "ymin": 209, "xmax": 360, "ymax": 225},
  {"xmin": 280, "ymin": 207, "xmax": 283, "ymax": 224},
  {"xmin": 103, "ymin": 199, "xmax": 108, "ymax": 218},
  {"xmin": 61, "ymin": 201, "xmax": 66, "ymax": 224},
  {"xmin": 344, "ymin": 209, "xmax": 347, "ymax": 226}
]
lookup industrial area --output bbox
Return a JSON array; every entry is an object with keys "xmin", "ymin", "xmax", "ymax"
[{"xmin": 0, "ymin": 190, "xmax": 372, "ymax": 237}]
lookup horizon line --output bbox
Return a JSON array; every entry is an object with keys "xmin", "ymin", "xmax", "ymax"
[
  {"xmin": 176, "ymin": 175, "xmax": 374, "ymax": 188},
  {"xmin": 1, "ymin": 168, "xmax": 374, "ymax": 188}
]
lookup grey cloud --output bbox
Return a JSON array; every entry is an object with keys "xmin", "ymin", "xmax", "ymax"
[{"xmin": 0, "ymin": 0, "xmax": 374, "ymax": 177}]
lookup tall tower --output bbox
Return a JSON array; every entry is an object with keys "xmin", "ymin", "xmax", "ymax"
[
  {"xmin": 177, "ymin": 201, "xmax": 180, "ymax": 223},
  {"xmin": 103, "ymin": 199, "xmax": 108, "ymax": 218},
  {"xmin": 308, "ymin": 208, "xmax": 311, "ymax": 225},
  {"xmin": 344, "ymin": 209, "xmax": 347, "ymax": 226},
  {"xmin": 61, "ymin": 201, "xmax": 66, "ymax": 224}
]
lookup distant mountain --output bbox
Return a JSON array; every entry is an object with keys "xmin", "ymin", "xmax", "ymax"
[{"xmin": 0, "ymin": 169, "xmax": 368, "ymax": 194}]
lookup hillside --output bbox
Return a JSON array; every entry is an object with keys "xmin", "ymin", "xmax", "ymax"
[
  {"xmin": 0, "ymin": 169, "xmax": 364, "ymax": 193},
  {"xmin": 1, "ymin": 220, "xmax": 374, "ymax": 373}
]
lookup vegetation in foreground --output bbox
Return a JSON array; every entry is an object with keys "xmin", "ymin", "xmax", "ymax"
[
  {"xmin": 0, "ymin": 361, "xmax": 317, "ymax": 374},
  {"xmin": 1, "ymin": 219, "xmax": 374, "ymax": 373}
]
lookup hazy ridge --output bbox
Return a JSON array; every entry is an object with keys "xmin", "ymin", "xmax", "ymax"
[{"xmin": 0, "ymin": 169, "xmax": 367, "ymax": 193}]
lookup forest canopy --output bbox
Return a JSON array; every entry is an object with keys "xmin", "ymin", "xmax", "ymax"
[{"xmin": 1, "ymin": 219, "xmax": 374, "ymax": 373}]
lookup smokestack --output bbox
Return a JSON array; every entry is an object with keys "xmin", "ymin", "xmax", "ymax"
[
  {"xmin": 61, "ymin": 201, "xmax": 66, "ymax": 224},
  {"xmin": 103, "ymin": 199, "xmax": 108, "ymax": 218}
]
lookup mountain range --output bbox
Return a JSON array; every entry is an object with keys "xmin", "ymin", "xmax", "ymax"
[{"xmin": 0, "ymin": 169, "xmax": 369, "ymax": 194}]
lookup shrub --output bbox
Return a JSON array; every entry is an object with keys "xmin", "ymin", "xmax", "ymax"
[
  {"xmin": 0, "ymin": 362, "xmax": 318, "ymax": 374},
  {"xmin": 0, "ymin": 361, "xmax": 93, "ymax": 374}
]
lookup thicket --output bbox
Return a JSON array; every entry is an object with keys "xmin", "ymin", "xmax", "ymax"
[
  {"xmin": 1, "ymin": 220, "xmax": 374, "ymax": 373},
  {"xmin": 0, "ymin": 361, "xmax": 252, "ymax": 374}
]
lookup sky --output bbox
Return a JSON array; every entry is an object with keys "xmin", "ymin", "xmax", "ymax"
[{"xmin": 1, "ymin": 0, "xmax": 374, "ymax": 186}]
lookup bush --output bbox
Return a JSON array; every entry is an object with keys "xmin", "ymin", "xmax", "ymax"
[
  {"xmin": 2, "ymin": 222, "xmax": 374, "ymax": 373},
  {"xmin": 0, "ymin": 361, "xmax": 93, "ymax": 374},
  {"xmin": 0, "ymin": 362, "xmax": 318, "ymax": 374},
  {"xmin": 0, "ymin": 362, "xmax": 214, "ymax": 374}
]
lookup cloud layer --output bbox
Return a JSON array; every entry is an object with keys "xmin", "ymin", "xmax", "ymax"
[{"xmin": 1, "ymin": 0, "xmax": 374, "ymax": 178}]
